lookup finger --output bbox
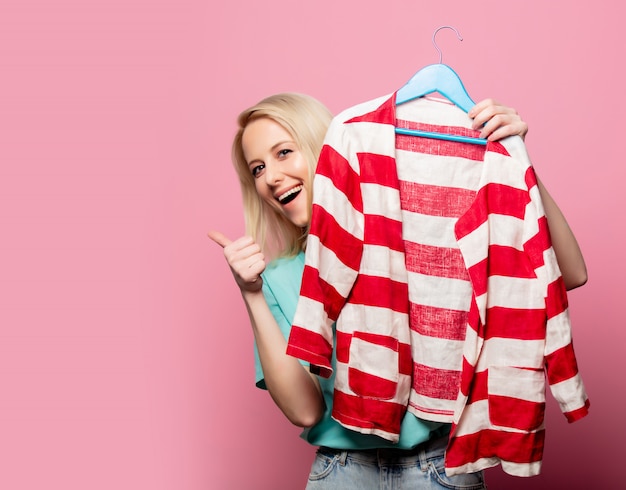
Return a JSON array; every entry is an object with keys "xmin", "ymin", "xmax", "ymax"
[
  {"xmin": 483, "ymin": 117, "xmax": 528, "ymax": 141},
  {"xmin": 478, "ymin": 114, "xmax": 505, "ymax": 138},
  {"xmin": 484, "ymin": 126, "xmax": 508, "ymax": 141},
  {"xmin": 495, "ymin": 126, "xmax": 527, "ymax": 141},
  {"xmin": 469, "ymin": 98, "xmax": 495, "ymax": 116},
  {"xmin": 473, "ymin": 105, "xmax": 514, "ymax": 130},
  {"xmin": 242, "ymin": 255, "xmax": 266, "ymax": 279},
  {"xmin": 225, "ymin": 239, "xmax": 261, "ymax": 262},
  {"xmin": 468, "ymin": 98, "xmax": 498, "ymax": 118},
  {"xmin": 484, "ymin": 122, "xmax": 526, "ymax": 142},
  {"xmin": 207, "ymin": 230, "xmax": 232, "ymax": 248},
  {"xmin": 471, "ymin": 102, "xmax": 518, "ymax": 125},
  {"xmin": 233, "ymin": 253, "xmax": 267, "ymax": 291},
  {"xmin": 480, "ymin": 114, "xmax": 518, "ymax": 137},
  {"xmin": 471, "ymin": 106, "xmax": 497, "ymax": 130},
  {"xmin": 230, "ymin": 245, "xmax": 264, "ymax": 266}
]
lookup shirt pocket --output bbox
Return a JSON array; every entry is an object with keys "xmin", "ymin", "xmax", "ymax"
[
  {"xmin": 487, "ymin": 365, "xmax": 546, "ymax": 431},
  {"xmin": 347, "ymin": 331, "xmax": 399, "ymax": 400}
]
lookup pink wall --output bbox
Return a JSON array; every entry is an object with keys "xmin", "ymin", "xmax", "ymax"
[{"xmin": 0, "ymin": 1, "xmax": 623, "ymax": 488}]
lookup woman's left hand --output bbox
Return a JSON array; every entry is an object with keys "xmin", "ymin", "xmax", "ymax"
[{"xmin": 469, "ymin": 98, "xmax": 529, "ymax": 142}]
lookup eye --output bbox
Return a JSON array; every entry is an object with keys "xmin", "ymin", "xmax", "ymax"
[
  {"xmin": 278, "ymin": 148, "xmax": 292, "ymax": 158},
  {"xmin": 251, "ymin": 163, "xmax": 265, "ymax": 178}
]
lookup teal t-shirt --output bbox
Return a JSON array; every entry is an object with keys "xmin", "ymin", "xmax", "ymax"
[{"xmin": 254, "ymin": 251, "xmax": 448, "ymax": 449}]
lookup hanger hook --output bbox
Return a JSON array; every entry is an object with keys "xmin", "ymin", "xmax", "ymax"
[{"xmin": 432, "ymin": 25, "xmax": 463, "ymax": 64}]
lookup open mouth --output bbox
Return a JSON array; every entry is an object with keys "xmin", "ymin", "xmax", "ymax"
[{"xmin": 277, "ymin": 185, "xmax": 303, "ymax": 205}]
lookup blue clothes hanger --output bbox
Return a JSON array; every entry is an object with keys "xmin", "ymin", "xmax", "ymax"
[{"xmin": 395, "ymin": 26, "xmax": 487, "ymax": 145}]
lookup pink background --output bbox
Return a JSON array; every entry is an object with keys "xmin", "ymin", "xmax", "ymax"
[{"xmin": 0, "ymin": 1, "xmax": 623, "ymax": 488}]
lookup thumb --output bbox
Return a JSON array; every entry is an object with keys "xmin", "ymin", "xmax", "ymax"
[{"xmin": 207, "ymin": 230, "xmax": 232, "ymax": 248}]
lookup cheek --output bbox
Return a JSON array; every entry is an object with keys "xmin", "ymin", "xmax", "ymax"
[
  {"xmin": 296, "ymin": 189, "xmax": 312, "ymax": 223},
  {"xmin": 295, "ymin": 158, "xmax": 311, "ymax": 181},
  {"xmin": 255, "ymin": 182, "xmax": 284, "ymax": 215},
  {"xmin": 253, "ymin": 179, "xmax": 269, "ymax": 198}
]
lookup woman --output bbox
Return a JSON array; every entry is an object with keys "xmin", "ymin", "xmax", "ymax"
[{"xmin": 208, "ymin": 93, "xmax": 587, "ymax": 488}]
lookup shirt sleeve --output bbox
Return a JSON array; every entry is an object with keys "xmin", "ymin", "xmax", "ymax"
[
  {"xmin": 521, "ymin": 157, "xmax": 590, "ymax": 422},
  {"xmin": 287, "ymin": 119, "xmax": 365, "ymax": 378}
]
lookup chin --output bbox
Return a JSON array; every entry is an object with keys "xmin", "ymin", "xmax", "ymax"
[
  {"xmin": 290, "ymin": 218, "xmax": 307, "ymax": 228},
  {"xmin": 287, "ymin": 212, "xmax": 309, "ymax": 228}
]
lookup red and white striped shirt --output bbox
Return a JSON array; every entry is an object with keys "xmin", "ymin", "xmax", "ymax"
[{"xmin": 286, "ymin": 94, "xmax": 589, "ymax": 476}]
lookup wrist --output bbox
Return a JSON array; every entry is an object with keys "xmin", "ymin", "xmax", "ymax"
[{"xmin": 241, "ymin": 288, "xmax": 264, "ymax": 302}]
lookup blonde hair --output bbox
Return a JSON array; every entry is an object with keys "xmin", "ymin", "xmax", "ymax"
[{"xmin": 232, "ymin": 93, "xmax": 333, "ymax": 259}]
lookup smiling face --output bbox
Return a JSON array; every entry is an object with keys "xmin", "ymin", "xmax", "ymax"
[{"xmin": 241, "ymin": 117, "xmax": 311, "ymax": 228}]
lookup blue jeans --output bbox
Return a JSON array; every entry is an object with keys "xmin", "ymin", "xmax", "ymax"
[{"xmin": 305, "ymin": 436, "xmax": 486, "ymax": 490}]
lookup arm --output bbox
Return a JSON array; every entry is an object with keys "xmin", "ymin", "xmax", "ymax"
[
  {"xmin": 535, "ymin": 179, "xmax": 588, "ymax": 290},
  {"xmin": 208, "ymin": 231, "xmax": 324, "ymax": 427},
  {"xmin": 243, "ymin": 288, "xmax": 324, "ymax": 427},
  {"xmin": 469, "ymin": 100, "xmax": 588, "ymax": 290}
]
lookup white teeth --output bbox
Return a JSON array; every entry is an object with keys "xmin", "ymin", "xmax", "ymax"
[{"xmin": 277, "ymin": 185, "xmax": 303, "ymax": 203}]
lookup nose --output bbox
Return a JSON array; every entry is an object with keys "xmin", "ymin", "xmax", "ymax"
[{"xmin": 264, "ymin": 161, "xmax": 283, "ymax": 186}]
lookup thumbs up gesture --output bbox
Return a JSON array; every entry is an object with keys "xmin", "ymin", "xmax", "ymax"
[{"xmin": 207, "ymin": 231, "xmax": 266, "ymax": 293}]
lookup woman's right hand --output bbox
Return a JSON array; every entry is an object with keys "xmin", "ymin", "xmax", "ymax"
[{"xmin": 207, "ymin": 231, "xmax": 265, "ymax": 293}]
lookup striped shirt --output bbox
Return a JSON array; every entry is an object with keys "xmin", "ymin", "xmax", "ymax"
[{"xmin": 286, "ymin": 94, "xmax": 589, "ymax": 476}]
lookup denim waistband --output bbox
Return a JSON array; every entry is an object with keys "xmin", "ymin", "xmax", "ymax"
[{"xmin": 317, "ymin": 434, "xmax": 448, "ymax": 466}]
